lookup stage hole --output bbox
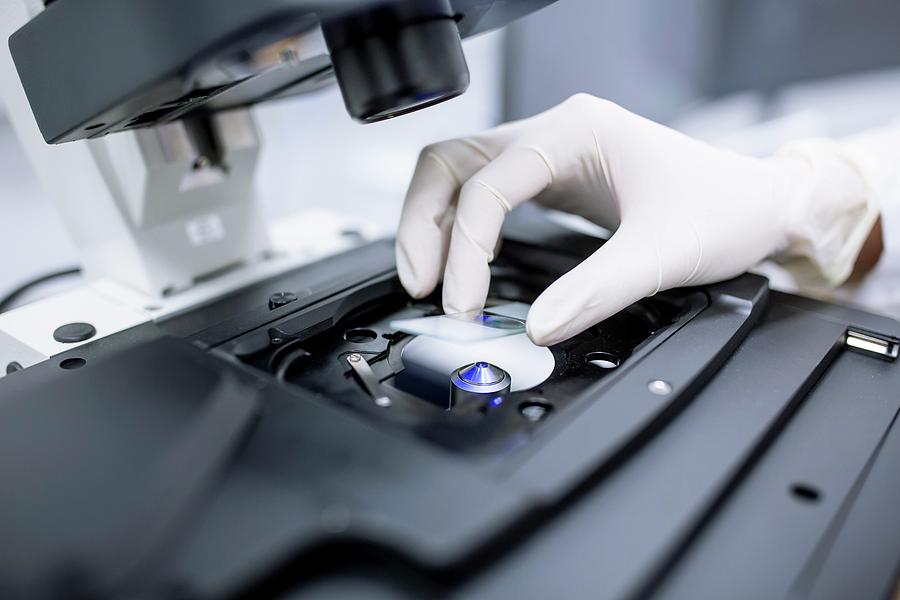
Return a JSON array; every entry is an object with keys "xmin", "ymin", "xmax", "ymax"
[
  {"xmin": 60, "ymin": 358, "xmax": 86, "ymax": 370},
  {"xmin": 790, "ymin": 483, "xmax": 822, "ymax": 503},
  {"xmin": 344, "ymin": 328, "xmax": 377, "ymax": 343},
  {"xmin": 585, "ymin": 351, "xmax": 620, "ymax": 369}
]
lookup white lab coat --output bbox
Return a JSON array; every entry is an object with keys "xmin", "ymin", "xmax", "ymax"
[{"xmin": 805, "ymin": 121, "xmax": 900, "ymax": 318}]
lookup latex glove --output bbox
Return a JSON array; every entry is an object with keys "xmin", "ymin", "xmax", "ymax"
[{"xmin": 396, "ymin": 94, "xmax": 877, "ymax": 346}]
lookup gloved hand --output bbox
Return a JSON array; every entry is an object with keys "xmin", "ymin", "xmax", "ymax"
[{"xmin": 396, "ymin": 94, "xmax": 878, "ymax": 346}]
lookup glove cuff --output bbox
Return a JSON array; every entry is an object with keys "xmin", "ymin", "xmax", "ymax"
[{"xmin": 771, "ymin": 138, "xmax": 880, "ymax": 289}]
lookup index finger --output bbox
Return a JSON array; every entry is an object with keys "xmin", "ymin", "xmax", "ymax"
[
  {"xmin": 396, "ymin": 139, "xmax": 491, "ymax": 298},
  {"xmin": 442, "ymin": 146, "xmax": 554, "ymax": 313}
]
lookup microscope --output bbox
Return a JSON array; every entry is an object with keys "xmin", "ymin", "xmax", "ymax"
[{"xmin": 1, "ymin": 1, "xmax": 900, "ymax": 599}]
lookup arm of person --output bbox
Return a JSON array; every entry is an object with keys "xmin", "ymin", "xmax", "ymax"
[
  {"xmin": 844, "ymin": 121, "xmax": 900, "ymax": 281},
  {"xmin": 395, "ymin": 94, "xmax": 891, "ymax": 346},
  {"xmin": 852, "ymin": 216, "xmax": 882, "ymax": 281}
]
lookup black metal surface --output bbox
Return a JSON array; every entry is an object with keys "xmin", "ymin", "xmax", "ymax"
[
  {"xmin": 0, "ymin": 335, "xmax": 253, "ymax": 597},
  {"xmin": 94, "ymin": 373, "xmax": 262, "ymax": 598},
  {"xmin": 159, "ymin": 239, "xmax": 397, "ymax": 347},
  {"xmin": 454, "ymin": 296, "xmax": 900, "ymax": 600},
  {"xmin": 0, "ymin": 212, "xmax": 897, "ymax": 599},
  {"xmin": 801, "ymin": 397, "xmax": 900, "ymax": 600},
  {"xmin": 654, "ymin": 345, "xmax": 900, "ymax": 600},
  {"xmin": 9, "ymin": 0, "xmax": 557, "ymax": 144}
]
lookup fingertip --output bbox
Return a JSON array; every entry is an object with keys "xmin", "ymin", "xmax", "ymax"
[
  {"xmin": 406, "ymin": 284, "xmax": 432, "ymax": 300},
  {"xmin": 525, "ymin": 319, "xmax": 555, "ymax": 347},
  {"xmin": 441, "ymin": 235, "xmax": 493, "ymax": 315},
  {"xmin": 441, "ymin": 264, "xmax": 489, "ymax": 314},
  {"xmin": 526, "ymin": 269, "xmax": 619, "ymax": 347},
  {"xmin": 395, "ymin": 241, "xmax": 433, "ymax": 299},
  {"xmin": 398, "ymin": 273, "xmax": 432, "ymax": 300},
  {"xmin": 525, "ymin": 295, "xmax": 568, "ymax": 347},
  {"xmin": 441, "ymin": 291, "xmax": 482, "ymax": 316}
]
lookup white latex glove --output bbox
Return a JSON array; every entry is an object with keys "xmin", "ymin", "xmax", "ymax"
[{"xmin": 396, "ymin": 94, "xmax": 878, "ymax": 346}]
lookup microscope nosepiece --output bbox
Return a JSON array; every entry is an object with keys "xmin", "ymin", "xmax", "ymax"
[{"xmin": 323, "ymin": 0, "xmax": 470, "ymax": 123}]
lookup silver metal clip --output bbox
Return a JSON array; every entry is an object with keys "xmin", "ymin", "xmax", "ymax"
[
  {"xmin": 346, "ymin": 353, "xmax": 392, "ymax": 407},
  {"xmin": 845, "ymin": 329, "xmax": 899, "ymax": 361}
]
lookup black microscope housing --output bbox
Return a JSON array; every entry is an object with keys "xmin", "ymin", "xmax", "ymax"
[{"xmin": 9, "ymin": 0, "xmax": 556, "ymax": 143}]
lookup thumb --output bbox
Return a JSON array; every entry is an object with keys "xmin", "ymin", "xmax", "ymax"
[{"xmin": 526, "ymin": 226, "xmax": 661, "ymax": 346}]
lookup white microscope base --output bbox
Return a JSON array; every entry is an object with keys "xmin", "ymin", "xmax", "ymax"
[{"xmin": 0, "ymin": 210, "xmax": 390, "ymax": 376}]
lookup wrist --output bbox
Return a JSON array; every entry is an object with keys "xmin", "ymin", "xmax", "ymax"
[{"xmin": 768, "ymin": 139, "xmax": 880, "ymax": 288}]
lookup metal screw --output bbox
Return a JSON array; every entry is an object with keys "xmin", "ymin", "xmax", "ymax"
[
  {"xmin": 374, "ymin": 396, "xmax": 392, "ymax": 408},
  {"xmin": 270, "ymin": 337, "xmax": 284, "ymax": 345},
  {"xmin": 520, "ymin": 401, "xmax": 552, "ymax": 422},
  {"xmin": 268, "ymin": 292, "xmax": 298, "ymax": 310},
  {"xmin": 348, "ymin": 353, "xmax": 362, "ymax": 363},
  {"xmin": 648, "ymin": 380, "xmax": 673, "ymax": 395}
]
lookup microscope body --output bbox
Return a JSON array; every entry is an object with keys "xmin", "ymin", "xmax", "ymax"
[
  {"xmin": 3, "ymin": 0, "xmax": 548, "ymax": 298},
  {"xmin": 0, "ymin": 0, "xmax": 555, "ymax": 371}
]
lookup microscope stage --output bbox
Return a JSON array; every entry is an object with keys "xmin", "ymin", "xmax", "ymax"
[{"xmin": 0, "ymin": 211, "xmax": 898, "ymax": 599}]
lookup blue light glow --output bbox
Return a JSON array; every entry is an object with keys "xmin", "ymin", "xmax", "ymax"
[{"xmin": 491, "ymin": 396, "xmax": 503, "ymax": 407}]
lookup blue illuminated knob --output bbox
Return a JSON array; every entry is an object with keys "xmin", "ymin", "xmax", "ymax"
[
  {"xmin": 458, "ymin": 361, "xmax": 505, "ymax": 386},
  {"xmin": 449, "ymin": 361, "xmax": 511, "ymax": 409}
]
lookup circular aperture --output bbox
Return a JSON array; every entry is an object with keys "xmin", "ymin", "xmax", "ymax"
[
  {"xmin": 585, "ymin": 351, "xmax": 620, "ymax": 369},
  {"xmin": 60, "ymin": 357, "xmax": 86, "ymax": 370},
  {"xmin": 344, "ymin": 328, "xmax": 378, "ymax": 343}
]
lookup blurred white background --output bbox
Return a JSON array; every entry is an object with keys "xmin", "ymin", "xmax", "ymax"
[{"xmin": 252, "ymin": 31, "xmax": 505, "ymax": 228}]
